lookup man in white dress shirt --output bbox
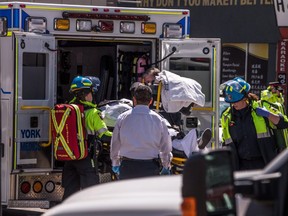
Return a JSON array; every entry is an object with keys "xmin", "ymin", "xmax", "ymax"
[{"xmin": 110, "ymin": 84, "xmax": 172, "ymax": 179}]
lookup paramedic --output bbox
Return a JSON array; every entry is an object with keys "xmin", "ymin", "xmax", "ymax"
[
  {"xmin": 62, "ymin": 76, "xmax": 112, "ymax": 200},
  {"xmin": 85, "ymin": 76, "xmax": 101, "ymax": 104},
  {"xmin": 260, "ymin": 81, "xmax": 285, "ymax": 105},
  {"xmin": 220, "ymin": 77, "xmax": 288, "ymax": 171},
  {"xmin": 260, "ymin": 82, "xmax": 288, "ymax": 151},
  {"xmin": 110, "ymin": 84, "xmax": 172, "ymax": 179}
]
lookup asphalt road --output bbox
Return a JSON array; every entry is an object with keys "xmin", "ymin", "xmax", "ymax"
[{"xmin": 2, "ymin": 207, "xmax": 47, "ymax": 216}]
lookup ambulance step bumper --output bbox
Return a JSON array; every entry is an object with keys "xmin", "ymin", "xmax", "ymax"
[
  {"xmin": 99, "ymin": 172, "xmax": 112, "ymax": 183},
  {"xmin": 8, "ymin": 200, "xmax": 50, "ymax": 209}
]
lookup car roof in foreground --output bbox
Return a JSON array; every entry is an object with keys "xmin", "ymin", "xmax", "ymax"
[{"xmin": 43, "ymin": 175, "xmax": 182, "ymax": 216}]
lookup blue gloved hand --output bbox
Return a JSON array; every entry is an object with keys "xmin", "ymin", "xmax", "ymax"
[
  {"xmin": 112, "ymin": 166, "xmax": 120, "ymax": 175},
  {"xmin": 256, "ymin": 107, "xmax": 270, "ymax": 118},
  {"xmin": 160, "ymin": 167, "xmax": 171, "ymax": 175}
]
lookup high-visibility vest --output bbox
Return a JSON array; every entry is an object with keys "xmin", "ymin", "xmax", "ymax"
[{"xmin": 221, "ymin": 101, "xmax": 270, "ymax": 145}]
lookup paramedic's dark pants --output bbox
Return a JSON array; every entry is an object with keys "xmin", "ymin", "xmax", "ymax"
[
  {"xmin": 239, "ymin": 158, "xmax": 265, "ymax": 171},
  {"xmin": 119, "ymin": 158, "xmax": 160, "ymax": 180},
  {"xmin": 62, "ymin": 156, "xmax": 99, "ymax": 200}
]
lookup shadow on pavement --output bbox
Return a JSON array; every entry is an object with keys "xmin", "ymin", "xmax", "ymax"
[{"xmin": 2, "ymin": 207, "xmax": 46, "ymax": 216}]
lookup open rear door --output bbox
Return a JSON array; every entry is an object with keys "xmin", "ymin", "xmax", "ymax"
[
  {"xmin": 13, "ymin": 32, "xmax": 56, "ymax": 172},
  {"xmin": 160, "ymin": 38, "xmax": 221, "ymax": 148},
  {"xmin": 0, "ymin": 35, "xmax": 14, "ymax": 205}
]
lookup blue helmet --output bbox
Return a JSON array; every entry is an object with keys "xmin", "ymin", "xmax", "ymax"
[
  {"xmin": 220, "ymin": 77, "xmax": 250, "ymax": 103},
  {"xmin": 233, "ymin": 77, "xmax": 251, "ymax": 93},
  {"xmin": 70, "ymin": 76, "xmax": 92, "ymax": 93},
  {"xmin": 85, "ymin": 76, "xmax": 101, "ymax": 93}
]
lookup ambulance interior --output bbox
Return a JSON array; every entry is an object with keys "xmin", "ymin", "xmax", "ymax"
[
  {"xmin": 21, "ymin": 37, "xmax": 215, "ymax": 153},
  {"xmin": 54, "ymin": 39, "xmax": 214, "ymax": 144},
  {"xmin": 55, "ymin": 39, "xmax": 153, "ymax": 104}
]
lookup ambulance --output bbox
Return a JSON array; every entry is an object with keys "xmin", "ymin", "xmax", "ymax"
[{"xmin": 0, "ymin": 1, "xmax": 221, "ymax": 208}]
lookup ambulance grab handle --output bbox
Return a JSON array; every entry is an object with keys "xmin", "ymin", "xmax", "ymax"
[{"xmin": 20, "ymin": 106, "xmax": 52, "ymax": 147}]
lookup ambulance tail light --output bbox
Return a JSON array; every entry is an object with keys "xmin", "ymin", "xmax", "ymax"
[
  {"xmin": 33, "ymin": 181, "xmax": 43, "ymax": 193},
  {"xmin": 76, "ymin": 20, "xmax": 92, "ymax": 32},
  {"xmin": 20, "ymin": 181, "xmax": 31, "ymax": 194},
  {"xmin": 25, "ymin": 17, "xmax": 47, "ymax": 34},
  {"xmin": 141, "ymin": 22, "xmax": 156, "ymax": 34},
  {"xmin": 54, "ymin": 18, "xmax": 70, "ymax": 31},
  {"xmin": 120, "ymin": 21, "xmax": 135, "ymax": 33},
  {"xmin": 163, "ymin": 23, "xmax": 183, "ymax": 38},
  {"xmin": 45, "ymin": 181, "xmax": 56, "ymax": 193},
  {"xmin": 0, "ymin": 17, "xmax": 7, "ymax": 36}
]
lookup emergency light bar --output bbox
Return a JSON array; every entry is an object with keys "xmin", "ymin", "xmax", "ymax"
[
  {"xmin": 76, "ymin": 20, "xmax": 92, "ymax": 32},
  {"xmin": 0, "ymin": 17, "xmax": 7, "ymax": 36},
  {"xmin": 120, "ymin": 21, "xmax": 135, "ymax": 33},
  {"xmin": 25, "ymin": 17, "xmax": 47, "ymax": 34},
  {"xmin": 62, "ymin": 11, "xmax": 150, "ymax": 21},
  {"xmin": 142, "ymin": 22, "xmax": 156, "ymax": 34},
  {"xmin": 98, "ymin": 20, "xmax": 114, "ymax": 32},
  {"xmin": 54, "ymin": 18, "xmax": 70, "ymax": 31},
  {"xmin": 163, "ymin": 23, "xmax": 183, "ymax": 38}
]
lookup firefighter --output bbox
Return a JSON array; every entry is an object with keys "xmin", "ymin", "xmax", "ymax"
[
  {"xmin": 62, "ymin": 76, "xmax": 112, "ymax": 200},
  {"xmin": 261, "ymin": 81, "xmax": 285, "ymax": 105},
  {"xmin": 110, "ymin": 84, "xmax": 172, "ymax": 179},
  {"xmin": 220, "ymin": 77, "xmax": 288, "ymax": 171},
  {"xmin": 85, "ymin": 76, "xmax": 101, "ymax": 104},
  {"xmin": 260, "ymin": 82, "xmax": 288, "ymax": 151}
]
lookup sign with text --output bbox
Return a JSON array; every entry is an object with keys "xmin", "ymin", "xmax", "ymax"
[
  {"xmin": 221, "ymin": 43, "xmax": 268, "ymax": 96},
  {"xmin": 273, "ymin": 0, "xmax": 288, "ymax": 26},
  {"xmin": 130, "ymin": 0, "xmax": 279, "ymax": 43},
  {"xmin": 277, "ymin": 39, "xmax": 288, "ymax": 75},
  {"xmin": 137, "ymin": 0, "xmax": 273, "ymax": 7},
  {"xmin": 276, "ymin": 39, "xmax": 288, "ymax": 105},
  {"xmin": 221, "ymin": 44, "xmax": 246, "ymax": 83},
  {"xmin": 246, "ymin": 44, "xmax": 268, "ymax": 96}
]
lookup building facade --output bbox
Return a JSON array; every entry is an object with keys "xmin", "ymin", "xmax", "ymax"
[{"xmin": 1, "ymin": 0, "xmax": 286, "ymax": 105}]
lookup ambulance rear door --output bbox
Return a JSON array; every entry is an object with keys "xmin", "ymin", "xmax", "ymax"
[
  {"xmin": 0, "ymin": 36, "xmax": 14, "ymax": 205},
  {"xmin": 13, "ymin": 32, "xmax": 56, "ymax": 172},
  {"xmin": 160, "ymin": 38, "xmax": 221, "ymax": 148}
]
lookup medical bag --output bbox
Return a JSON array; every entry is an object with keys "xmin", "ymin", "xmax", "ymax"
[{"xmin": 51, "ymin": 104, "xmax": 88, "ymax": 161}]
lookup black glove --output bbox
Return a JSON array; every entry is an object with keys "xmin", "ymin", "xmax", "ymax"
[{"xmin": 176, "ymin": 131, "xmax": 185, "ymax": 139}]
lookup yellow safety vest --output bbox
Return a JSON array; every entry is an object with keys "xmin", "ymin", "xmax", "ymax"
[
  {"xmin": 261, "ymin": 100, "xmax": 288, "ymax": 148},
  {"xmin": 221, "ymin": 101, "xmax": 270, "ymax": 145}
]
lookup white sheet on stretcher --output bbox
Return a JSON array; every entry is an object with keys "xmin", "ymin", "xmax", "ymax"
[
  {"xmin": 157, "ymin": 70, "xmax": 205, "ymax": 113},
  {"xmin": 169, "ymin": 128, "xmax": 199, "ymax": 158}
]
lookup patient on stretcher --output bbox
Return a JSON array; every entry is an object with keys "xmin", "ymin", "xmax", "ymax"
[{"xmin": 170, "ymin": 128, "xmax": 211, "ymax": 158}]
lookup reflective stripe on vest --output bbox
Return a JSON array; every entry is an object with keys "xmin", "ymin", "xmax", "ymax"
[
  {"xmin": 71, "ymin": 104, "xmax": 86, "ymax": 159},
  {"xmin": 51, "ymin": 107, "xmax": 76, "ymax": 160},
  {"xmin": 221, "ymin": 101, "xmax": 271, "ymax": 145},
  {"xmin": 87, "ymin": 127, "xmax": 108, "ymax": 136},
  {"xmin": 261, "ymin": 100, "xmax": 288, "ymax": 147},
  {"xmin": 52, "ymin": 104, "xmax": 86, "ymax": 160}
]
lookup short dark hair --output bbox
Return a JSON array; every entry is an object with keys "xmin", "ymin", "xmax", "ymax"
[
  {"xmin": 134, "ymin": 85, "xmax": 152, "ymax": 104},
  {"xmin": 74, "ymin": 88, "xmax": 91, "ymax": 101},
  {"xmin": 142, "ymin": 67, "xmax": 160, "ymax": 78}
]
